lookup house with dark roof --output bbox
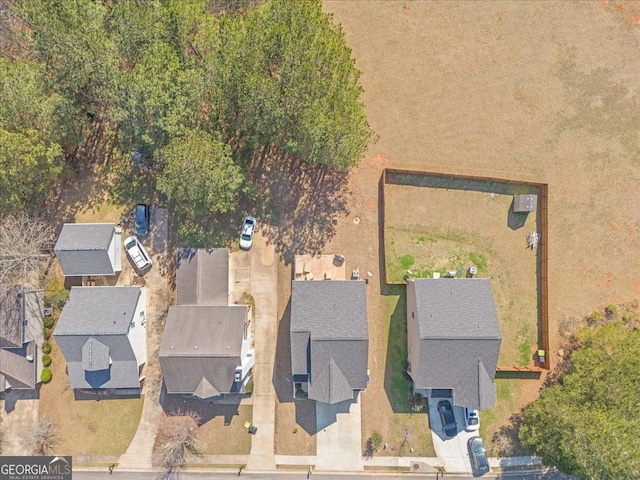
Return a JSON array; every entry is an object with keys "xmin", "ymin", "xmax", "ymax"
[
  {"xmin": 0, "ymin": 286, "xmax": 44, "ymax": 392},
  {"xmin": 54, "ymin": 223, "xmax": 122, "ymax": 277},
  {"xmin": 406, "ymin": 278, "xmax": 502, "ymax": 410},
  {"xmin": 290, "ymin": 280, "xmax": 369, "ymax": 404},
  {"xmin": 159, "ymin": 248, "xmax": 254, "ymax": 399},
  {"xmin": 54, "ymin": 286, "xmax": 146, "ymax": 392}
]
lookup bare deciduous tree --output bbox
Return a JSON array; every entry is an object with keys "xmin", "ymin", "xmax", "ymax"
[
  {"xmin": 0, "ymin": 214, "xmax": 54, "ymax": 286},
  {"xmin": 31, "ymin": 418, "xmax": 58, "ymax": 456},
  {"xmin": 160, "ymin": 411, "xmax": 202, "ymax": 478}
]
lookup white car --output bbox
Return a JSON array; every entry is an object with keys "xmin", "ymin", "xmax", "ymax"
[
  {"xmin": 465, "ymin": 408, "xmax": 480, "ymax": 432},
  {"xmin": 239, "ymin": 216, "xmax": 256, "ymax": 250},
  {"xmin": 124, "ymin": 236, "xmax": 152, "ymax": 271}
]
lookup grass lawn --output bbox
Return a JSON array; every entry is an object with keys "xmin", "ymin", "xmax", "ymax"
[
  {"xmin": 361, "ymin": 289, "xmax": 434, "ymax": 457},
  {"xmin": 197, "ymin": 405, "xmax": 253, "ymax": 455},
  {"xmin": 39, "ymin": 338, "xmax": 144, "ymax": 455}
]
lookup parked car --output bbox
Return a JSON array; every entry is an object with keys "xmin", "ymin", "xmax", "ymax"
[
  {"xmin": 437, "ymin": 400, "xmax": 457, "ymax": 438},
  {"xmin": 468, "ymin": 436, "xmax": 490, "ymax": 475},
  {"xmin": 134, "ymin": 203, "xmax": 150, "ymax": 236},
  {"xmin": 465, "ymin": 408, "xmax": 480, "ymax": 432},
  {"xmin": 239, "ymin": 216, "xmax": 256, "ymax": 250},
  {"xmin": 124, "ymin": 236, "xmax": 152, "ymax": 271}
]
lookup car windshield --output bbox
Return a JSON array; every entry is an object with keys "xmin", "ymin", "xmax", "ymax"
[
  {"xmin": 468, "ymin": 417, "xmax": 479, "ymax": 425},
  {"xmin": 125, "ymin": 239, "xmax": 137, "ymax": 249},
  {"xmin": 241, "ymin": 233, "xmax": 252, "ymax": 241}
]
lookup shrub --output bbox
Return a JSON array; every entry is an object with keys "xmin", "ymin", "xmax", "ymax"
[
  {"xmin": 45, "ymin": 280, "xmax": 69, "ymax": 309},
  {"xmin": 604, "ymin": 304, "xmax": 618, "ymax": 318},
  {"xmin": 42, "ymin": 355, "xmax": 52, "ymax": 367},
  {"xmin": 586, "ymin": 311, "xmax": 603, "ymax": 325},
  {"xmin": 369, "ymin": 432, "xmax": 383, "ymax": 450},
  {"xmin": 244, "ymin": 379, "xmax": 254, "ymax": 395},
  {"xmin": 41, "ymin": 368, "xmax": 52, "ymax": 383},
  {"xmin": 622, "ymin": 312, "xmax": 637, "ymax": 323},
  {"xmin": 43, "ymin": 315, "xmax": 54, "ymax": 328},
  {"xmin": 43, "ymin": 327, "xmax": 51, "ymax": 340},
  {"xmin": 42, "ymin": 342, "xmax": 52, "ymax": 354}
]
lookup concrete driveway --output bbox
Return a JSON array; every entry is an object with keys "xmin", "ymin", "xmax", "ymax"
[
  {"xmin": 118, "ymin": 207, "xmax": 168, "ymax": 470},
  {"xmin": 428, "ymin": 397, "xmax": 478, "ymax": 474},
  {"xmin": 315, "ymin": 396, "xmax": 363, "ymax": 471}
]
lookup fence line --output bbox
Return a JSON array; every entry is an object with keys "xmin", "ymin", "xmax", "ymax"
[{"xmin": 380, "ymin": 168, "xmax": 550, "ymax": 371}]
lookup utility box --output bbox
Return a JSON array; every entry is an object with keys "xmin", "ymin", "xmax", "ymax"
[{"xmin": 513, "ymin": 194, "xmax": 537, "ymax": 213}]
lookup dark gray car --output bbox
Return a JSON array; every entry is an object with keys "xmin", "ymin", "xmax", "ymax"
[
  {"xmin": 135, "ymin": 203, "xmax": 150, "ymax": 236},
  {"xmin": 437, "ymin": 400, "xmax": 457, "ymax": 438},
  {"xmin": 468, "ymin": 436, "xmax": 490, "ymax": 475}
]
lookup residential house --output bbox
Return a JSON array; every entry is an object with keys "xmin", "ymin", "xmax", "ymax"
[
  {"xmin": 54, "ymin": 223, "xmax": 122, "ymax": 277},
  {"xmin": 54, "ymin": 286, "xmax": 146, "ymax": 392},
  {"xmin": 406, "ymin": 278, "xmax": 502, "ymax": 410},
  {"xmin": 159, "ymin": 248, "xmax": 254, "ymax": 399},
  {"xmin": 290, "ymin": 280, "xmax": 369, "ymax": 404},
  {"xmin": 0, "ymin": 286, "xmax": 43, "ymax": 392}
]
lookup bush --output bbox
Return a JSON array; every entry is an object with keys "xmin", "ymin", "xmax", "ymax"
[
  {"xmin": 42, "ymin": 355, "xmax": 52, "ymax": 367},
  {"xmin": 586, "ymin": 311, "xmax": 603, "ymax": 325},
  {"xmin": 42, "ymin": 342, "xmax": 52, "ymax": 354},
  {"xmin": 605, "ymin": 304, "xmax": 618, "ymax": 318},
  {"xmin": 43, "ymin": 315, "xmax": 54, "ymax": 328},
  {"xmin": 369, "ymin": 432, "xmax": 383, "ymax": 451},
  {"xmin": 41, "ymin": 368, "xmax": 52, "ymax": 383},
  {"xmin": 45, "ymin": 280, "xmax": 69, "ymax": 309},
  {"xmin": 244, "ymin": 379, "xmax": 254, "ymax": 395},
  {"xmin": 43, "ymin": 327, "xmax": 51, "ymax": 340}
]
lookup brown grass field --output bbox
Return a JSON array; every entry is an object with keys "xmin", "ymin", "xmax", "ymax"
[{"xmin": 322, "ymin": 0, "xmax": 640, "ymax": 455}]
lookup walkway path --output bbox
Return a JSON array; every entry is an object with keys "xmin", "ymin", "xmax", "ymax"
[{"xmin": 241, "ymin": 231, "xmax": 278, "ymax": 471}]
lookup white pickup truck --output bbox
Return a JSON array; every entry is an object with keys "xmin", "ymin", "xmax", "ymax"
[{"xmin": 124, "ymin": 236, "xmax": 152, "ymax": 271}]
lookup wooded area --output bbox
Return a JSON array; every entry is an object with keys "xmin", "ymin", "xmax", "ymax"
[{"xmin": 0, "ymin": 0, "xmax": 373, "ymax": 216}]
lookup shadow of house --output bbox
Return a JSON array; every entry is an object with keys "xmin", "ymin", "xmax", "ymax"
[
  {"xmin": 159, "ymin": 249, "xmax": 254, "ymax": 404},
  {"xmin": 54, "ymin": 286, "xmax": 146, "ymax": 395},
  {"xmin": 290, "ymin": 279, "xmax": 368, "ymax": 429},
  {"xmin": 407, "ymin": 278, "xmax": 502, "ymax": 411},
  {"xmin": 0, "ymin": 286, "xmax": 43, "ymax": 395}
]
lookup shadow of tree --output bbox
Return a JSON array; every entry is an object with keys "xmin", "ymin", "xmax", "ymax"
[
  {"xmin": 490, "ymin": 411, "xmax": 531, "ymax": 457},
  {"xmin": 247, "ymin": 149, "xmax": 351, "ymax": 264}
]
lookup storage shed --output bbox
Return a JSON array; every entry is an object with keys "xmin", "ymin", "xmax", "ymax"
[{"xmin": 513, "ymin": 194, "xmax": 537, "ymax": 213}]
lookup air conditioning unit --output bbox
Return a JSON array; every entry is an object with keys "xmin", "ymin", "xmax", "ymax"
[{"xmin": 234, "ymin": 370, "xmax": 242, "ymax": 382}]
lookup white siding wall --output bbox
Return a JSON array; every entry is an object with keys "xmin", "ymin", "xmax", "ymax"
[
  {"xmin": 126, "ymin": 287, "xmax": 147, "ymax": 366},
  {"xmin": 109, "ymin": 227, "xmax": 122, "ymax": 272}
]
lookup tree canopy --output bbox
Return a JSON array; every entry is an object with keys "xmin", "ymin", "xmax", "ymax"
[
  {"xmin": 157, "ymin": 130, "xmax": 244, "ymax": 227},
  {"xmin": 519, "ymin": 323, "xmax": 640, "ymax": 478}
]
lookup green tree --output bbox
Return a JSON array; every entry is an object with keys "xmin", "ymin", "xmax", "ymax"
[
  {"xmin": 213, "ymin": 0, "xmax": 373, "ymax": 169},
  {"xmin": 157, "ymin": 130, "xmax": 244, "ymax": 225},
  {"xmin": 519, "ymin": 323, "xmax": 640, "ymax": 478},
  {"xmin": 0, "ymin": 129, "xmax": 62, "ymax": 214}
]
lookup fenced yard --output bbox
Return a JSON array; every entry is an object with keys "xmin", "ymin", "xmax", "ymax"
[{"xmin": 382, "ymin": 169, "xmax": 547, "ymax": 368}]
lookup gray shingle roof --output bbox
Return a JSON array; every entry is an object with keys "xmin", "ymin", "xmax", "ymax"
[
  {"xmin": 0, "ymin": 341, "xmax": 37, "ymax": 390},
  {"xmin": 54, "ymin": 286, "xmax": 142, "ymax": 390},
  {"xmin": 176, "ymin": 248, "xmax": 229, "ymax": 306},
  {"xmin": 82, "ymin": 337, "xmax": 111, "ymax": 372},
  {"xmin": 0, "ymin": 285, "xmax": 23, "ymax": 348},
  {"xmin": 55, "ymin": 287, "xmax": 141, "ymax": 335},
  {"xmin": 290, "ymin": 280, "xmax": 368, "ymax": 404},
  {"xmin": 411, "ymin": 278, "xmax": 501, "ymax": 410},
  {"xmin": 54, "ymin": 223, "xmax": 119, "ymax": 276},
  {"xmin": 159, "ymin": 305, "xmax": 248, "ymax": 397}
]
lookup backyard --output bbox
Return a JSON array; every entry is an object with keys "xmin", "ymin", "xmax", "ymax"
[{"xmin": 383, "ymin": 181, "xmax": 539, "ymax": 367}]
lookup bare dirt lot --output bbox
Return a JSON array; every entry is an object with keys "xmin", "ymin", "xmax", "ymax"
[{"xmin": 323, "ymin": 0, "xmax": 640, "ymax": 456}]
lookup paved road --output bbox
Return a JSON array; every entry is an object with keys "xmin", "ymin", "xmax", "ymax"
[
  {"xmin": 240, "ymin": 231, "xmax": 278, "ymax": 471},
  {"xmin": 74, "ymin": 467, "xmax": 572, "ymax": 479}
]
